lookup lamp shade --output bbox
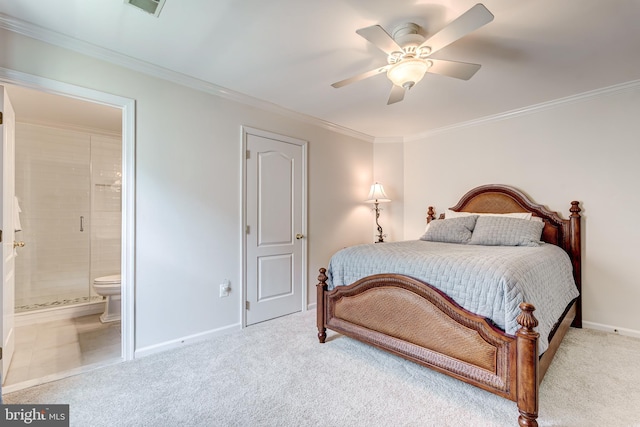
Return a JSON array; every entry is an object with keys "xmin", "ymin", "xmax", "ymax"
[
  {"xmin": 365, "ymin": 182, "xmax": 391, "ymax": 203},
  {"xmin": 387, "ymin": 58, "xmax": 429, "ymax": 89}
]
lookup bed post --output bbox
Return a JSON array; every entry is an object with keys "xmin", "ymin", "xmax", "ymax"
[
  {"xmin": 516, "ymin": 302, "xmax": 540, "ymax": 427},
  {"xmin": 569, "ymin": 201, "xmax": 582, "ymax": 328},
  {"xmin": 427, "ymin": 206, "xmax": 436, "ymax": 223},
  {"xmin": 317, "ymin": 268, "xmax": 328, "ymax": 343}
]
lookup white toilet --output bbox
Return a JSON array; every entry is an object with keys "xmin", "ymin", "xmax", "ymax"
[{"xmin": 93, "ymin": 274, "xmax": 121, "ymax": 323}]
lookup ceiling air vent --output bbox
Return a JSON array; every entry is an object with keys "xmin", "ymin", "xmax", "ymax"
[{"xmin": 124, "ymin": 0, "xmax": 166, "ymax": 17}]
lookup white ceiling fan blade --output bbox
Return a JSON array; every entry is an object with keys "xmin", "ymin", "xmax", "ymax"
[
  {"xmin": 419, "ymin": 4, "xmax": 494, "ymax": 55},
  {"xmin": 427, "ymin": 59, "xmax": 482, "ymax": 80},
  {"xmin": 356, "ymin": 25, "xmax": 403, "ymax": 55},
  {"xmin": 387, "ymin": 84, "xmax": 406, "ymax": 105},
  {"xmin": 331, "ymin": 65, "xmax": 390, "ymax": 88}
]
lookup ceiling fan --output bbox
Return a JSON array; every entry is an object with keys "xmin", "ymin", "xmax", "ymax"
[{"xmin": 332, "ymin": 3, "xmax": 494, "ymax": 105}]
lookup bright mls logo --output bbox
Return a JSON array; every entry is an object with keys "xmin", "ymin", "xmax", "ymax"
[{"xmin": 1, "ymin": 405, "xmax": 69, "ymax": 426}]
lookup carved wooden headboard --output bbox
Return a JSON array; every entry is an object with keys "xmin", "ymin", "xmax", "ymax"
[{"xmin": 426, "ymin": 184, "xmax": 582, "ymax": 326}]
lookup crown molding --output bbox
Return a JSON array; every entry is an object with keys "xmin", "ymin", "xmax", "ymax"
[
  {"xmin": 0, "ymin": 13, "xmax": 374, "ymax": 143},
  {"xmin": 372, "ymin": 136, "xmax": 404, "ymax": 144},
  {"xmin": 405, "ymin": 79, "xmax": 640, "ymax": 141}
]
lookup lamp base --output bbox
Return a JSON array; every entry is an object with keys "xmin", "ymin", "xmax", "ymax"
[{"xmin": 373, "ymin": 202, "xmax": 386, "ymax": 243}]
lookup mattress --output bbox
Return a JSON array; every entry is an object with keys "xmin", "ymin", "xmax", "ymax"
[{"xmin": 327, "ymin": 240, "xmax": 579, "ymax": 353}]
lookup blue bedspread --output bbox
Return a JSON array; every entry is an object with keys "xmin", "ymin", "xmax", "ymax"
[{"xmin": 327, "ymin": 240, "xmax": 579, "ymax": 353}]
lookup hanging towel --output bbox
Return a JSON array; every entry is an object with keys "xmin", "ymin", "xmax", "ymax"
[{"xmin": 14, "ymin": 196, "xmax": 22, "ymax": 232}]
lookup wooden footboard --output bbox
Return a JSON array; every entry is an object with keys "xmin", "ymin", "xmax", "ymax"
[{"xmin": 317, "ymin": 268, "xmax": 547, "ymax": 427}]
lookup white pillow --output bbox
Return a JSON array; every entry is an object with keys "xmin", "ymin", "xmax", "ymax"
[{"xmin": 445, "ymin": 209, "xmax": 533, "ymax": 220}]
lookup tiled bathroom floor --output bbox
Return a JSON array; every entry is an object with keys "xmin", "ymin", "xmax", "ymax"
[{"xmin": 3, "ymin": 314, "xmax": 122, "ymax": 390}]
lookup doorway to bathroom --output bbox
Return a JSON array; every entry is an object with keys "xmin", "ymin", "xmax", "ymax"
[
  {"xmin": 13, "ymin": 122, "xmax": 121, "ymax": 314},
  {"xmin": 0, "ymin": 71, "xmax": 135, "ymax": 394}
]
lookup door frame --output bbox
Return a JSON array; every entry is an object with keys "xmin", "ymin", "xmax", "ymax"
[
  {"xmin": 1, "ymin": 85, "xmax": 17, "ymax": 383},
  {"xmin": 0, "ymin": 67, "xmax": 135, "ymax": 361},
  {"xmin": 241, "ymin": 126, "xmax": 307, "ymax": 328}
]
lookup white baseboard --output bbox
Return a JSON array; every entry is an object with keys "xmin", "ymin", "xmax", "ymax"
[
  {"xmin": 14, "ymin": 302, "xmax": 104, "ymax": 327},
  {"xmin": 135, "ymin": 323, "xmax": 242, "ymax": 359},
  {"xmin": 307, "ymin": 303, "xmax": 317, "ymax": 311},
  {"xmin": 583, "ymin": 321, "xmax": 640, "ymax": 339}
]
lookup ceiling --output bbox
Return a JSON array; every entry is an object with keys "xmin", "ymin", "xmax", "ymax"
[{"xmin": 1, "ymin": 0, "xmax": 639, "ymax": 140}]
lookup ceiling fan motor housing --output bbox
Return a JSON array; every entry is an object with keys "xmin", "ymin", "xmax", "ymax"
[
  {"xmin": 388, "ymin": 23, "xmax": 431, "ymax": 64},
  {"xmin": 392, "ymin": 23, "xmax": 423, "ymax": 44}
]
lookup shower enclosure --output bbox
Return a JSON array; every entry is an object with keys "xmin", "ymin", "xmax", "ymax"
[{"xmin": 14, "ymin": 123, "xmax": 121, "ymax": 313}]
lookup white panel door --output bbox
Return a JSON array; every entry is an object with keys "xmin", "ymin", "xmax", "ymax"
[
  {"xmin": 0, "ymin": 85, "xmax": 17, "ymax": 385},
  {"xmin": 245, "ymin": 129, "xmax": 306, "ymax": 326}
]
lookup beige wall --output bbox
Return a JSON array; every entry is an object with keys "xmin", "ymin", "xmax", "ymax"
[
  {"xmin": 0, "ymin": 28, "xmax": 374, "ymax": 352},
  {"xmin": 403, "ymin": 84, "xmax": 640, "ymax": 335}
]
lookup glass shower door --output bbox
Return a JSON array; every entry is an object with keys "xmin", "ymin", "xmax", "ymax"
[{"xmin": 14, "ymin": 126, "xmax": 91, "ymax": 311}]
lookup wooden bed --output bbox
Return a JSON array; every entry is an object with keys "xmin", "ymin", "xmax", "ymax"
[{"xmin": 316, "ymin": 184, "xmax": 581, "ymax": 427}]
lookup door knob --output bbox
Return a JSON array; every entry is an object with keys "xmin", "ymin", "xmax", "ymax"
[
  {"xmin": 13, "ymin": 241, "xmax": 25, "ymax": 248},
  {"xmin": 295, "ymin": 234, "xmax": 304, "ymax": 240}
]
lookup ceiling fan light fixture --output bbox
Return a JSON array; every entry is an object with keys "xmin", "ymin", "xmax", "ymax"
[
  {"xmin": 387, "ymin": 59, "xmax": 430, "ymax": 89},
  {"xmin": 332, "ymin": 4, "xmax": 493, "ymax": 103}
]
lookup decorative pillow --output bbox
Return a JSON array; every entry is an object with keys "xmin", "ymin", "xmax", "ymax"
[
  {"xmin": 420, "ymin": 215, "xmax": 479, "ymax": 244},
  {"xmin": 469, "ymin": 216, "xmax": 545, "ymax": 247},
  {"xmin": 446, "ymin": 209, "xmax": 533, "ymax": 220}
]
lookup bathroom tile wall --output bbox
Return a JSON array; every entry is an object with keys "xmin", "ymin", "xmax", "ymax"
[
  {"xmin": 14, "ymin": 123, "xmax": 121, "ymax": 311},
  {"xmin": 90, "ymin": 135, "xmax": 122, "ymax": 281}
]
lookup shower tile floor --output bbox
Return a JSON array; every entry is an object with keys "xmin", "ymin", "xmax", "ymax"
[
  {"xmin": 15, "ymin": 296, "xmax": 104, "ymax": 313},
  {"xmin": 3, "ymin": 314, "xmax": 121, "ymax": 390}
]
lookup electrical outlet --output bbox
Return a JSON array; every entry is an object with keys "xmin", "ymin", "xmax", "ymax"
[{"xmin": 219, "ymin": 281, "xmax": 230, "ymax": 297}]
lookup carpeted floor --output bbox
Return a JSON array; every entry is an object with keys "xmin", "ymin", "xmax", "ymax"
[{"xmin": 4, "ymin": 310, "xmax": 640, "ymax": 426}]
